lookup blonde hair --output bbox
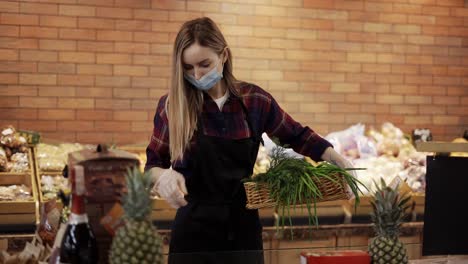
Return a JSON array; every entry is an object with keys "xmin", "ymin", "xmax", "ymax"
[{"xmin": 168, "ymin": 17, "xmax": 238, "ymax": 162}]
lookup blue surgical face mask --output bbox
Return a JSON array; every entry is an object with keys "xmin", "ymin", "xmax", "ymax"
[{"xmin": 184, "ymin": 60, "xmax": 223, "ymax": 91}]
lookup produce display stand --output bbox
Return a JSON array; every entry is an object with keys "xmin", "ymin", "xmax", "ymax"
[{"xmin": 0, "ymin": 147, "xmax": 39, "ymax": 233}]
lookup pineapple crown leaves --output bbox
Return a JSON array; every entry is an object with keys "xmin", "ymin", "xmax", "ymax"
[
  {"xmin": 370, "ymin": 178, "xmax": 411, "ymax": 239},
  {"xmin": 122, "ymin": 166, "xmax": 153, "ymax": 221}
]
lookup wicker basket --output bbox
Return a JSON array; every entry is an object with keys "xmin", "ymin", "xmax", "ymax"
[{"xmin": 244, "ymin": 173, "xmax": 351, "ymax": 209}]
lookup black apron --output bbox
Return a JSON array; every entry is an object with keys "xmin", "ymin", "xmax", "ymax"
[{"xmin": 168, "ymin": 99, "xmax": 264, "ymax": 264}]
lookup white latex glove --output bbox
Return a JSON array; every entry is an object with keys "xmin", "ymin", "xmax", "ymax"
[
  {"xmin": 151, "ymin": 167, "xmax": 188, "ymax": 209},
  {"xmin": 321, "ymin": 147, "xmax": 357, "ymax": 199}
]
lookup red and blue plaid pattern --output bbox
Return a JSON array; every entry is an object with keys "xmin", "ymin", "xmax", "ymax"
[{"xmin": 145, "ymin": 82, "xmax": 332, "ymax": 171}]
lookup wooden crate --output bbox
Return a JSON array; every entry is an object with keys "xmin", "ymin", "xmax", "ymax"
[{"xmin": 0, "ymin": 148, "xmax": 39, "ymax": 226}]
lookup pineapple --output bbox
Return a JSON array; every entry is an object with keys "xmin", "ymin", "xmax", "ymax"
[
  {"xmin": 369, "ymin": 178, "xmax": 411, "ymax": 264},
  {"xmin": 109, "ymin": 167, "xmax": 164, "ymax": 264}
]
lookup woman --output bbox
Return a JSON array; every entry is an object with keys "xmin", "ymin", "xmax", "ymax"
[{"xmin": 146, "ymin": 17, "xmax": 354, "ymax": 264}]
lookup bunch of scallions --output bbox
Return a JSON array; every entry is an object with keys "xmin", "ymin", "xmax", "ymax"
[{"xmin": 244, "ymin": 144, "xmax": 367, "ymax": 237}]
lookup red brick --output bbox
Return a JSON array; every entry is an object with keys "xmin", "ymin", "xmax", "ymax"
[
  {"xmin": 332, "ymin": 62, "xmax": 361, "ymax": 73},
  {"xmin": 0, "ymin": 2, "xmax": 19, "ymax": 13},
  {"xmin": 20, "ymin": 26, "xmax": 58, "ymax": 38},
  {"xmin": 114, "ymin": 110, "xmax": 148, "ymax": 121},
  {"xmin": 345, "ymin": 93, "xmax": 375, "ymax": 103},
  {"xmin": 420, "ymin": 65, "xmax": 447, "ymax": 75},
  {"xmin": 419, "ymin": 105, "xmax": 446, "ymax": 115},
  {"xmin": 301, "ymin": 19, "xmax": 333, "ymax": 30},
  {"xmin": 59, "ymin": 51, "xmax": 94, "ymax": 63},
  {"xmin": 349, "ymin": 11, "xmax": 379, "ymax": 22},
  {"xmin": 20, "ymin": 3, "xmax": 58, "ymax": 15},
  {"xmin": 19, "ymin": 120, "xmax": 56, "ymax": 131},
  {"xmin": 334, "ymin": 41, "xmax": 363, "ymax": 52},
  {"xmin": 75, "ymin": 87, "xmax": 112, "ymax": 98},
  {"xmin": 304, "ymin": 0, "xmax": 334, "ymax": 9},
  {"xmin": 380, "ymin": 13, "xmax": 407, "ymax": 23},
  {"xmin": 95, "ymin": 98, "xmax": 131, "ymax": 109},
  {"xmin": 436, "ymin": 0, "xmax": 464, "ymax": 6},
  {"xmin": 283, "ymin": 71, "xmax": 315, "ymax": 81},
  {"xmin": 113, "ymin": 132, "xmax": 148, "ymax": 144},
  {"xmin": 150, "ymin": 43, "xmax": 172, "ymax": 55},
  {"xmin": 375, "ymin": 73, "xmax": 404, "ymax": 84},
  {"xmin": 77, "ymin": 109, "xmax": 112, "ymax": 120},
  {"xmin": 20, "ymin": 96, "xmax": 57, "ymax": 108},
  {"xmin": 59, "ymin": 5, "xmax": 96, "ymax": 17},
  {"xmin": 20, "ymin": 73, "xmax": 56, "ymax": 85},
  {"xmin": 0, "ymin": 49, "xmax": 18, "ymax": 60},
  {"xmin": 132, "ymin": 55, "xmax": 170, "ymax": 66},
  {"xmin": 0, "ymin": 37, "xmax": 38, "ymax": 49},
  {"xmin": 299, "ymin": 103, "xmax": 329, "ymax": 113},
  {"xmin": 421, "ymin": 46, "xmax": 448, "ymax": 56},
  {"xmin": 407, "ymin": 55, "xmax": 433, "ymax": 65},
  {"xmin": 393, "ymin": 4, "xmax": 422, "ymax": 14},
  {"xmin": 58, "ymin": 121, "xmax": 94, "ymax": 132},
  {"xmin": 317, "ymin": 31, "xmax": 347, "ymax": 41},
  {"xmin": 435, "ymin": 36, "xmax": 462, "ymax": 46},
  {"xmin": 78, "ymin": 0, "xmax": 114, "ymax": 6},
  {"xmin": 0, "ymin": 109, "xmax": 37, "ymax": 120},
  {"xmin": 151, "ymin": 0, "xmax": 188, "ymax": 10},
  {"xmin": 447, "ymin": 87, "xmax": 467, "ymax": 96},
  {"xmin": 77, "ymin": 64, "xmax": 112, "ymax": 75},
  {"xmin": 133, "ymin": 77, "xmax": 168, "ymax": 88},
  {"xmin": 392, "ymin": 65, "xmax": 419, "ymax": 75},
  {"xmin": 434, "ymin": 56, "xmax": 462, "ymax": 65},
  {"xmin": 301, "ymin": 40, "xmax": 332, "ymax": 51},
  {"xmin": 204, "ymin": 13, "xmax": 237, "ymax": 25},
  {"xmin": 347, "ymin": 32, "xmax": 380, "ymax": 43},
  {"xmin": 360, "ymin": 104, "xmax": 390, "ymax": 114},
  {"xmin": 404, "ymin": 115, "xmax": 432, "ymax": 125},
  {"xmin": 59, "ymin": 28, "xmax": 95, "ymax": 40},
  {"xmin": 436, "ymin": 17, "xmax": 464, "ymax": 26},
  {"xmin": 0, "ymin": 95, "xmax": 20, "ymax": 108},
  {"xmin": 58, "ymin": 98, "xmax": 94, "ymax": 108},
  {"xmin": 95, "ymin": 121, "xmax": 131, "ymax": 132},
  {"xmin": 369, "ymin": 1, "xmax": 396, "ymax": 10},
  {"xmin": 38, "ymin": 109, "xmax": 75, "ymax": 120},
  {"xmin": 0, "ymin": 25, "xmax": 19, "ymax": 37},
  {"xmin": 346, "ymin": 73, "xmax": 376, "ymax": 83},
  {"xmin": 131, "ymin": 121, "xmax": 153, "ymax": 132},
  {"xmin": 390, "ymin": 105, "xmax": 418, "ymax": 114},
  {"xmin": 78, "ymin": 17, "xmax": 114, "ymax": 30},
  {"xmin": 115, "ymin": 19, "xmax": 151, "ymax": 31},
  {"xmin": 95, "ymin": 76, "xmax": 131, "ymax": 88},
  {"xmin": 169, "ymin": 11, "xmax": 203, "ymax": 22},
  {"xmin": 57, "ymin": 74, "xmax": 94, "ymax": 86},
  {"xmin": 133, "ymin": 9, "xmax": 169, "ymax": 21},
  {"xmin": 363, "ymin": 63, "xmax": 391, "ymax": 73},
  {"xmin": 97, "ymin": 30, "xmax": 132, "ymax": 41},
  {"xmin": 377, "ymin": 54, "xmax": 405, "ymax": 64},
  {"xmin": 433, "ymin": 96, "xmax": 460, "ymax": 105},
  {"xmin": 38, "ymin": 86, "xmax": 75, "ymax": 97},
  {"xmin": 187, "ymin": 1, "xmax": 220, "ymax": 12},
  {"xmin": 38, "ymin": 62, "xmax": 75, "ymax": 74},
  {"xmin": 134, "ymin": 32, "xmax": 169, "ymax": 43},
  {"xmin": 0, "ymin": 61, "xmax": 36, "ymax": 73},
  {"xmin": 77, "ymin": 41, "xmax": 113, "ymax": 52},
  {"xmin": 76, "ymin": 132, "xmax": 113, "ymax": 144},
  {"xmin": 422, "ymin": 6, "xmax": 450, "ymax": 16},
  {"xmin": 39, "ymin": 39, "xmax": 76, "ymax": 51},
  {"xmin": 449, "ymin": 27, "xmax": 468, "ymax": 37},
  {"xmin": 114, "ymin": 65, "xmax": 149, "ymax": 77},
  {"xmin": 390, "ymin": 85, "xmax": 419, "ymax": 94},
  {"xmin": 333, "ymin": 0, "xmax": 363, "ymax": 11},
  {"xmin": 408, "ymin": 15, "xmax": 436, "ymax": 25},
  {"xmin": 96, "ymin": 53, "xmax": 131, "ymax": 64},
  {"xmin": 418, "ymin": 86, "xmax": 447, "ymax": 95},
  {"xmin": 1, "ymin": 13, "xmax": 39, "ymax": 25},
  {"xmin": 237, "ymin": 15, "xmax": 269, "ymax": 26},
  {"xmin": 115, "ymin": 0, "xmax": 151, "ymax": 8},
  {"xmin": 447, "ymin": 106, "xmax": 468, "ymax": 115},
  {"xmin": 115, "ymin": 42, "xmax": 150, "ymax": 54},
  {"xmin": 40, "ymin": 15, "xmax": 77, "ymax": 28},
  {"xmin": 345, "ymin": 114, "xmax": 375, "ymax": 124},
  {"xmin": 301, "ymin": 61, "xmax": 330, "ymax": 72},
  {"xmin": 0, "ymin": 73, "xmax": 18, "ymax": 84},
  {"xmin": 0, "ymin": 86, "xmax": 36, "ymax": 96},
  {"xmin": 434, "ymin": 76, "xmax": 461, "ymax": 86},
  {"xmin": 149, "ymin": 66, "xmax": 170, "ymax": 77},
  {"xmin": 423, "ymin": 26, "xmax": 450, "ymax": 36},
  {"xmin": 451, "ymin": 7, "xmax": 468, "ymax": 17},
  {"xmin": 347, "ymin": 52, "xmax": 376, "ymax": 63},
  {"xmin": 333, "ymin": 21, "xmax": 363, "ymax": 31},
  {"xmin": 20, "ymin": 50, "xmax": 57, "ymax": 62},
  {"xmin": 405, "ymin": 75, "xmax": 433, "ymax": 84}
]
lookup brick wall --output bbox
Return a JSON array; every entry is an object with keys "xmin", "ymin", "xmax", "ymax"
[{"xmin": 0, "ymin": 0, "xmax": 467, "ymax": 144}]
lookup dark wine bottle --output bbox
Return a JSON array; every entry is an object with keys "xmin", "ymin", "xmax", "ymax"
[{"xmin": 59, "ymin": 165, "xmax": 98, "ymax": 264}]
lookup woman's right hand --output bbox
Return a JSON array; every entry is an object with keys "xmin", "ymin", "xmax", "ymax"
[{"xmin": 150, "ymin": 167, "xmax": 188, "ymax": 209}]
